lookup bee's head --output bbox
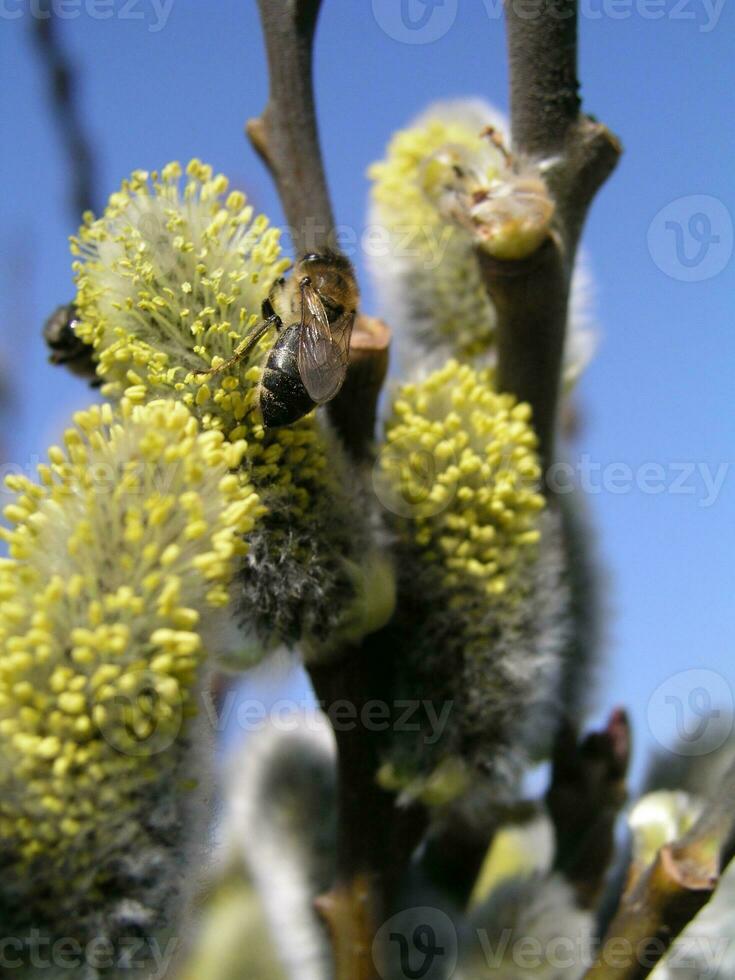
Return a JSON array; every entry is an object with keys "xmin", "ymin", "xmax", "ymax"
[
  {"xmin": 299, "ymin": 249, "xmax": 352, "ymax": 271},
  {"xmin": 43, "ymin": 304, "xmax": 98, "ymax": 384},
  {"xmin": 43, "ymin": 305, "xmax": 86, "ymax": 362}
]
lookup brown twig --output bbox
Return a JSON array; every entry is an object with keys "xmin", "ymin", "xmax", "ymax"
[
  {"xmin": 247, "ymin": 0, "xmax": 334, "ymax": 255},
  {"xmin": 327, "ymin": 316, "xmax": 391, "ymax": 461},
  {"xmin": 30, "ymin": 1, "xmax": 97, "ymax": 219},
  {"xmin": 480, "ymin": 0, "xmax": 621, "ymax": 469},
  {"xmin": 478, "ymin": 238, "xmax": 568, "ymax": 474},
  {"xmin": 585, "ymin": 755, "xmax": 735, "ymax": 979},
  {"xmin": 431, "ymin": 0, "xmax": 622, "ymax": 914},
  {"xmin": 309, "ymin": 642, "xmax": 428, "ymax": 980},
  {"xmin": 505, "ymin": 0, "xmax": 579, "ymax": 159},
  {"xmin": 248, "ymin": 9, "xmax": 402, "ymax": 977},
  {"xmin": 315, "ymin": 874, "xmax": 379, "ymax": 980}
]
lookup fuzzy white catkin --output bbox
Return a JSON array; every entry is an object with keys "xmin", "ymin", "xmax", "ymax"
[
  {"xmin": 367, "ymin": 99, "xmax": 598, "ymax": 384},
  {"xmin": 222, "ymin": 715, "xmax": 336, "ymax": 980},
  {"xmin": 456, "ymin": 810, "xmax": 593, "ymax": 979},
  {"xmin": 235, "ymin": 427, "xmax": 389, "ymax": 662},
  {"xmin": 459, "ymin": 874, "xmax": 594, "ymax": 979}
]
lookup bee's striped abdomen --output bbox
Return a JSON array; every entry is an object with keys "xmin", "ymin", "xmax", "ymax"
[{"xmin": 259, "ymin": 324, "xmax": 316, "ymax": 428}]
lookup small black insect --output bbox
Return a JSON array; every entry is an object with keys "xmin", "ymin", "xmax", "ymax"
[
  {"xmin": 204, "ymin": 252, "xmax": 358, "ymax": 428},
  {"xmin": 43, "ymin": 304, "xmax": 99, "ymax": 386}
]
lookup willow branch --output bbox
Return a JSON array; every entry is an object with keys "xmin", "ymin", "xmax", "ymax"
[
  {"xmin": 248, "ymin": 11, "xmax": 400, "ymax": 979},
  {"xmin": 247, "ymin": 0, "xmax": 334, "ymax": 255},
  {"xmin": 309, "ymin": 642, "xmax": 428, "ymax": 980},
  {"xmin": 327, "ymin": 317, "xmax": 390, "ymax": 461},
  {"xmin": 31, "ymin": 1, "xmax": 97, "ymax": 219},
  {"xmin": 481, "ymin": 0, "xmax": 621, "ymax": 469},
  {"xmin": 585, "ymin": 756, "xmax": 735, "ymax": 980},
  {"xmin": 315, "ymin": 875, "xmax": 379, "ymax": 980},
  {"xmin": 478, "ymin": 239, "xmax": 568, "ymax": 473},
  {"xmin": 506, "ymin": 0, "xmax": 579, "ymax": 156}
]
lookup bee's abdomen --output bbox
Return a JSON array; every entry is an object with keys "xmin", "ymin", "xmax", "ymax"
[{"xmin": 260, "ymin": 325, "xmax": 315, "ymax": 428}]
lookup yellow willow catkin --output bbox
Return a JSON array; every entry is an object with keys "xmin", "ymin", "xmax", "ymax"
[
  {"xmin": 72, "ymin": 158, "xmax": 289, "ymax": 431},
  {"xmin": 0, "ymin": 398, "xmax": 264, "ymax": 967},
  {"xmin": 378, "ymin": 360, "xmax": 545, "ymax": 603},
  {"xmin": 368, "ymin": 101, "xmax": 506, "ymax": 361},
  {"xmin": 374, "ymin": 362, "xmax": 572, "ymax": 811}
]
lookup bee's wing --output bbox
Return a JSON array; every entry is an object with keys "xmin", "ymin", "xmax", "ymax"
[{"xmin": 297, "ymin": 284, "xmax": 354, "ymax": 404}]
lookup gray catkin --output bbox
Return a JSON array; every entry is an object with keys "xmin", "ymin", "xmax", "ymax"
[
  {"xmin": 379, "ymin": 507, "xmax": 576, "ymax": 815},
  {"xmin": 553, "ymin": 491, "xmax": 606, "ymax": 731},
  {"xmin": 223, "ymin": 716, "xmax": 337, "ymax": 980},
  {"xmin": 235, "ymin": 425, "xmax": 376, "ymax": 652}
]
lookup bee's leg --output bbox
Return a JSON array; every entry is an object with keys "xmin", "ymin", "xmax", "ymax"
[
  {"xmin": 261, "ymin": 296, "xmax": 282, "ymax": 329},
  {"xmin": 199, "ymin": 314, "xmax": 279, "ymax": 378}
]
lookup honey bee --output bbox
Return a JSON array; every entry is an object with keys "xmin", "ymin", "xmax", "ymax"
[
  {"xmin": 43, "ymin": 303, "xmax": 99, "ymax": 385},
  {"xmin": 205, "ymin": 252, "xmax": 358, "ymax": 428}
]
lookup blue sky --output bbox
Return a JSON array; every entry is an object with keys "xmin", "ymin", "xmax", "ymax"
[{"xmin": 0, "ymin": 1, "xmax": 733, "ymax": 786}]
